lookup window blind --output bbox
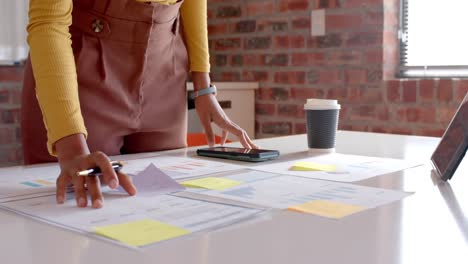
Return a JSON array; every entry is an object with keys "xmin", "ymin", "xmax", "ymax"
[
  {"xmin": 0, "ymin": 0, "xmax": 29, "ymax": 65},
  {"xmin": 399, "ymin": 0, "xmax": 468, "ymax": 77}
]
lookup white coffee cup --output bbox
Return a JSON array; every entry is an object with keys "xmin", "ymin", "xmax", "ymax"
[{"xmin": 304, "ymin": 99, "xmax": 341, "ymax": 152}]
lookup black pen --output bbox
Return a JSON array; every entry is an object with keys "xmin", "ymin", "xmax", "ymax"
[{"xmin": 77, "ymin": 161, "xmax": 123, "ymax": 176}]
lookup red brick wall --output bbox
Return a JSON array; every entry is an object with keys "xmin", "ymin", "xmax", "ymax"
[
  {"xmin": 207, "ymin": 0, "xmax": 468, "ymax": 138},
  {"xmin": 0, "ymin": 66, "xmax": 23, "ymax": 166}
]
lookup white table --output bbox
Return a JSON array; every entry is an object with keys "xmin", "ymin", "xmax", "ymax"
[{"xmin": 1, "ymin": 131, "xmax": 467, "ymax": 264}]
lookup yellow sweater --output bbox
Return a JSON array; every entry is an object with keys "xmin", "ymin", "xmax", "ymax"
[{"xmin": 27, "ymin": 0, "xmax": 209, "ymax": 154}]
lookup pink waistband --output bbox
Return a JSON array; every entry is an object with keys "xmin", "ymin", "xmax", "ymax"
[{"xmin": 71, "ymin": 0, "xmax": 183, "ymax": 43}]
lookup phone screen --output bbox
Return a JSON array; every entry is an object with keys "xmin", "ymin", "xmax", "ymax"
[
  {"xmin": 208, "ymin": 147, "xmax": 275, "ymax": 154},
  {"xmin": 431, "ymin": 93, "xmax": 468, "ymax": 180},
  {"xmin": 197, "ymin": 147, "xmax": 280, "ymax": 162}
]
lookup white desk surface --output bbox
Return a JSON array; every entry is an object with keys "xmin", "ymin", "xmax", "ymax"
[{"xmin": 1, "ymin": 131, "xmax": 467, "ymax": 264}]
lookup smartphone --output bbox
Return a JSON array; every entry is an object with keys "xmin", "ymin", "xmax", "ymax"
[
  {"xmin": 431, "ymin": 93, "xmax": 468, "ymax": 181},
  {"xmin": 197, "ymin": 147, "xmax": 280, "ymax": 162}
]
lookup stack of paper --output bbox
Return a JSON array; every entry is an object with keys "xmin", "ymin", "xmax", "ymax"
[
  {"xmin": 0, "ymin": 165, "xmax": 262, "ymax": 248},
  {"xmin": 183, "ymin": 170, "xmax": 411, "ymax": 219},
  {"xmin": 0, "ymin": 154, "xmax": 417, "ymax": 248}
]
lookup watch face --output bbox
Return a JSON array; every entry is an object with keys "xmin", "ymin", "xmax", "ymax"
[{"xmin": 431, "ymin": 93, "xmax": 468, "ymax": 180}]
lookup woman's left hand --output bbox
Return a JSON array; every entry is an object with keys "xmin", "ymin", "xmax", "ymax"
[
  {"xmin": 191, "ymin": 71, "xmax": 257, "ymax": 149},
  {"xmin": 195, "ymin": 93, "xmax": 258, "ymax": 149}
]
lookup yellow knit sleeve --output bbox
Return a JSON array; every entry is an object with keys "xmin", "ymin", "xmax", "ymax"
[
  {"xmin": 27, "ymin": 0, "xmax": 87, "ymax": 155},
  {"xmin": 180, "ymin": 0, "xmax": 210, "ymax": 72}
]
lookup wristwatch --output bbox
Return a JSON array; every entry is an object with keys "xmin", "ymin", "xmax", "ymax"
[{"xmin": 190, "ymin": 84, "xmax": 217, "ymax": 100}]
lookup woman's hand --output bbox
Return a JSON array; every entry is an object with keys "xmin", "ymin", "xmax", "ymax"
[
  {"xmin": 54, "ymin": 134, "xmax": 137, "ymax": 208},
  {"xmin": 192, "ymin": 72, "xmax": 258, "ymax": 149}
]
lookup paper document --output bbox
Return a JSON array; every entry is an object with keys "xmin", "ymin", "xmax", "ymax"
[
  {"xmin": 121, "ymin": 155, "xmax": 243, "ymax": 179},
  {"xmin": 185, "ymin": 170, "xmax": 411, "ymax": 218},
  {"xmin": 0, "ymin": 194, "xmax": 262, "ymax": 248},
  {"xmin": 0, "ymin": 164, "xmax": 61, "ymax": 203},
  {"xmin": 0, "ymin": 156, "xmax": 241, "ymax": 202},
  {"xmin": 115, "ymin": 164, "xmax": 185, "ymax": 196},
  {"xmin": 253, "ymin": 153, "xmax": 422, "ymax": 182}
]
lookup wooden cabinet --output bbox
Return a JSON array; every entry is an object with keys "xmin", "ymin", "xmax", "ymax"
[{"xmin": 187, "ymin": 82, "xmax": 258, "ymax": 142}]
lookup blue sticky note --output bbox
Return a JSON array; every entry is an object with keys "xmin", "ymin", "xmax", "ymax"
[{"xmin": 21, "ymin": 181, "xmax": 42, "ymax": 187}]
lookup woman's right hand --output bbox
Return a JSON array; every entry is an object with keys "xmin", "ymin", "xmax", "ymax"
[{"xmin": 54, "ymin": 134, "xmax": 137, "ymax": 208}]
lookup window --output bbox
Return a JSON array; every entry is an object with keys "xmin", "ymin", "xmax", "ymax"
[
  {"xmin": 0, "ymin": 0, "xmax": 29, "ymax": 65},
  {"xmin": 399, "ymin": 0, "xmax": 468, "ymax": 78}
]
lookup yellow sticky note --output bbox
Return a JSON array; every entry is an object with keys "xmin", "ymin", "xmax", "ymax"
[
  {"xmin": 181, "ymin": 177, "xmax": 242, "ymax": 190},
  {"xmin": 290, "ymin": 161, "xmax": 336, "ymax": 172},
  {"xmin": 288, "ymin": 200, "xmax": 365, "ymax": 219},
  {"xmin": 95, "ymin": 219, "xmax": 190, "ymax": 247}
]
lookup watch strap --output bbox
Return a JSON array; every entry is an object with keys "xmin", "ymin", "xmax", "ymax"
[{"xmin": 190, "ymin": 84, "xmax": 217, "ymax": 100}]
